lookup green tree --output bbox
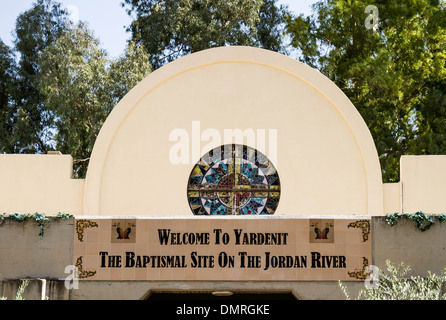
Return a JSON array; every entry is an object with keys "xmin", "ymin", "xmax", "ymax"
[
  {"xmin": 12, "ymin": 0, "xmax": 70, "ymax": 153},
  {"xmin": 410, "ymin": 82, "xmax": 446, "ymax": 155},
  {"xmin": 286, "ymin": 0, "xmax": 446, "ymax": 182},
  {"xmin": 0, "ymin": 39, "xmax": 16, "ymax": 153},
  {"xmin": 123, "ymin": 0, "xmax": 288, "ymax": 69},
  {"xmin": 37, "ymin": 23, "xmax": 151, "ymax": 177},
  {"xmin": 108, "ymin": 41, "xmax": 153, "ymax": 105},
  {"xmin": 255, "ymin": 0, "xmax": 289, "ymax": 53}
]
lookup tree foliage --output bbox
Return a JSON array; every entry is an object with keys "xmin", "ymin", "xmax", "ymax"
[
  {"xmin": 123, "ymin": 0, "xmax": 288, "ymax": 68},
  {"xmin": 12, "ymin": 0, "xmax": 70, "ymax": 153},
  {"xmin": 37, "ymin": 23, "xmax": 151, "ymax": 177},
  {"xmin": 286, "ymin": 0, "xmax": 446, "ymax": 182},
  {"xmin": 0, "ymin": 0, "xmax": 152, "ymax": 178},
  {"xmin": 0, "ymin": 40, "xmax": 16, "ymax": 153}
]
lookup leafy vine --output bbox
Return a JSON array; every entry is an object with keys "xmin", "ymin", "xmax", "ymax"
[
  {"xmin": 386, "ymin": 212, "xmax": 446, "ymax": 232},
  {"xmin": 0, "ymin": 212, "xmax": 73, "ymax": 239}
]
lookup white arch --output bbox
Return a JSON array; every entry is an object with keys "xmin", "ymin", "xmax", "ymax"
[{"xmin": 83, "ymin": 46, "xmax": 383, "ymax": 216}]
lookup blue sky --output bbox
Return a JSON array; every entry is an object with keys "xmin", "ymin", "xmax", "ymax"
[{"xmin": 0, "ymin": 0, "xmax": 317, "ymax": 59}]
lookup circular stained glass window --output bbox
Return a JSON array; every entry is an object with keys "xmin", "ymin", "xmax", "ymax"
[{"xmin": 187, "ymin": 144, "xmax": 280, "ymax": 215}]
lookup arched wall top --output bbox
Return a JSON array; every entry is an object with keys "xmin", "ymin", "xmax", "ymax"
[{"xmin": 84, "ymin": 46, "xmax": 383, "ymax": 216}]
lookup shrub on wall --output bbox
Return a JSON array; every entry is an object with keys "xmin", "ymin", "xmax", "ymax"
[
  {"xmin": 386, "ymin": 212, "xmax": 446, "ymax": 232},
  {"xmin": 0, "ymin": 212, "xmax": 72, "ymax": 239}
]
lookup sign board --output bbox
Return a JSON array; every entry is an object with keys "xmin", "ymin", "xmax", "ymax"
[{"xmin": 73, "ymin": 217, "xmax": 371, "ymax": 281}]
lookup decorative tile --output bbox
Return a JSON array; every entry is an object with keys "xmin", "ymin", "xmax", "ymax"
[
  {"xmin": 309, "ymin": 219, "xmax": 334, "ymax": 243},
  {"xmin": 111, "ymin": 219, "xmax": 137, "ymax": 243},
  {"xmin": 347, "ymin": 220, "xmax": 371, "ymax": 242},
  {"xmin": 75, "ymin": 219, "xmax": 99, "ymax": 242}
]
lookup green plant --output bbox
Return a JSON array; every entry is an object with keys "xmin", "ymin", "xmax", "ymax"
[
  {"xmin": 0, "ymin": 280, "xmax": 30, "ymax": 300},
  {"xmin": 1, "ymin": 212, "xmax": 73, "ymax": 239},
  {"xmin": 339, "ymin": 260, "xmax": 446, "ymax": 300},
  {"xmin": 386, "ymin": 212, "xmax": 446, "ymax": 232},
  {"xmin": 15, "ymin": 280, "xmax": 30, "ymax": 300}
]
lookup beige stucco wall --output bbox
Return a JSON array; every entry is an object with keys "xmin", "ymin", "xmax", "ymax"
[
  {"xmin": 381, "ymin": 155, "xmax": 446, "ymax": 215},
  {"xmin": 383, "ymin": 182, "xmax": 401, "ymax": 214},
  {"xmin": 0, "ymin": 154, "xmax": 84, "ymax": 215},
  {"xmin": 0, "ymin": 154, "xmax": 439, "ymax": 218},
  {"xmin": 400, "ymin": 155, "xmax": 446, "ymax": 214}
]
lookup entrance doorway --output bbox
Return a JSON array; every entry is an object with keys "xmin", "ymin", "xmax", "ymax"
[{"xmin": 146, "ymin": 292, "xmax": 297, "ymax": 300}]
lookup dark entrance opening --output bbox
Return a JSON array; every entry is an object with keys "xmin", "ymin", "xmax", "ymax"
[{"xmin": 147, "ymin": 292, "xmax": 297, "ymax": 300}]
